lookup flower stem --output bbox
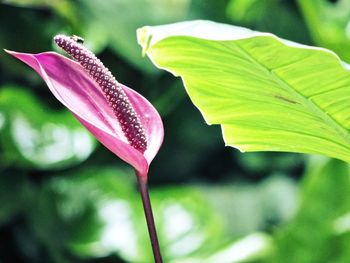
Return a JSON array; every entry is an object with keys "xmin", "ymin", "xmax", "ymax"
[{"xmin": 136, "ymin": 174, "xmax": 163, "ymax": 263}]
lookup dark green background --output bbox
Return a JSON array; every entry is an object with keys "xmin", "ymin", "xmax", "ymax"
[{"xmin": 1, "ymin": 0, "xmax": 350, "ymax": 262}]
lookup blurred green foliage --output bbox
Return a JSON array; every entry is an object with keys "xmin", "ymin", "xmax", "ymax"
[
  {"xmin": 270, "ymin": 157, "xmax": 350, "ymax": 263},
  {"xmin": 0, "ymin": 0, "xmax": 350, "ymax": 262},
  {"xmin": 297, "ymin": 0, "xmax": 350, "ymax": 63},
  {"xmin": 0, "ymin": 87, "xmax": 96, "ymax": 169}
]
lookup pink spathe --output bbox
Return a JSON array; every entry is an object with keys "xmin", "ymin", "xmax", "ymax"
[{"xmin": 7, "ymin": 50, "xmax": 163, "ymax": 179}]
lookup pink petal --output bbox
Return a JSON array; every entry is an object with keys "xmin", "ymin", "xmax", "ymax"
[{"xmin": 6, "ymin": 50, "xmax": 163, "ymax": 178}]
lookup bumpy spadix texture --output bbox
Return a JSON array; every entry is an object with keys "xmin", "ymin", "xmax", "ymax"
[{"xmin": 54, "ymin": 34, "xmax": 147, "ymax": 153}]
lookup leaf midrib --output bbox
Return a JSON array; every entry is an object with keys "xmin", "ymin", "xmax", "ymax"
[{"xmin": 226, "ymin": 39, "xmax": 350, "ymax": 148}]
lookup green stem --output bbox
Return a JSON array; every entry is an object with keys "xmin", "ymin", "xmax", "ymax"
[{"xmin": 136, "ymin": 173, "xmax": 163, "ymax": 263}]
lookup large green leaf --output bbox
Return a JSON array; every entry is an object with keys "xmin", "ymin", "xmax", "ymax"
[{"xmin": 137, "ymin": 20, "xmax": 350, "ymax": 163}]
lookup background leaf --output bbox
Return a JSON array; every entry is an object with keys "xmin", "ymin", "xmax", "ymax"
[
  {"xmin": 268, "ymin": 157, "xmax": 350, "ymax": 263},
  {"xmin": 297, "ymin": 0, "xmax": 350, "ymax": 63},
  {"xmin": 138, "ymin": 20, "xmax": 350, "ymax": 163},
  {"xmin": 226, "ymin": 0, "xmax": 311, "ymax": 44},
  {"xmin": 75, "ymin": 0, "xmax": 191, "ymax": 73},
  {"xmin": 0, "ymin": 86, "xmax": 96, "ymax": 169},
  {"xmin": 33, "ymin": 167, "xmax": 260, "ymax": 262}
]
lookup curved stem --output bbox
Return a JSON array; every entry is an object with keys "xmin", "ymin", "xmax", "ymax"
[{"xmin": 136, "ymin": 173, "xmax": 163, "ymax": 263}]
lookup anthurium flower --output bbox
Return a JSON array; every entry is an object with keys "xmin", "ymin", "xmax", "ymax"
[
  {"xmin": 6, "ymin": 35, "xmax": 164, "ymax": 263},
  {"xmin": 5, "ymin": 36, "xmax": 163, "ymax": 179}
]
